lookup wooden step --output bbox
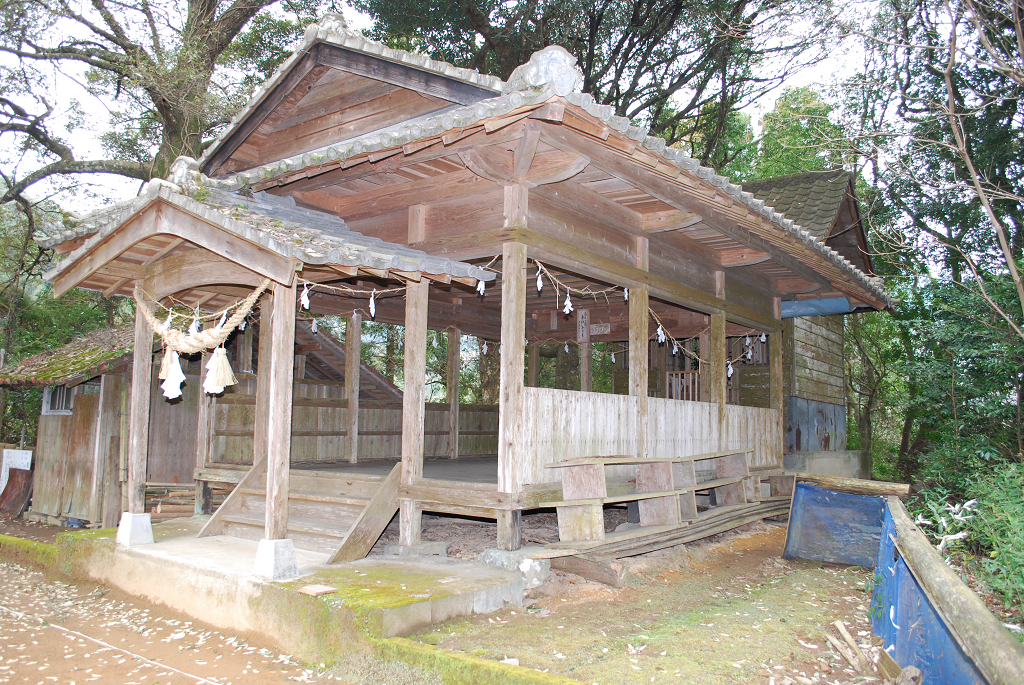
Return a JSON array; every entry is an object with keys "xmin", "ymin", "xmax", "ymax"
[
  {"xmin": 219, "ymin": 513, "xmax": 355, "ymax": 555},
  {"xmin": 237, "ymin": 487, "xmax": 369, "ymax": 508},
  {"xmin": 235, "ymin": 494, "xmax": 361, "ymax": 531}
]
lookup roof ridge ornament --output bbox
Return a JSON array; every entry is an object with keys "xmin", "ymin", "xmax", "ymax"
[
  {"xmin": 503, "ymin": 46, "xmax": 583, "ymax": 97},
  {"xmin": 304, "ymin": 12, "xmax": 350, "ymax": 41}
]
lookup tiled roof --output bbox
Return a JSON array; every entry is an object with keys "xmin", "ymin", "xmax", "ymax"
[
  {"xmin": 0, "ymin": 327, "xmax": 135, "ymax": 386},
  {"xmin": 39, "ymin": 175, "xmax": 497, "ymax": 286},
  {"xmin": 742, "ymin": 170, "xmax": 851, "ymax": 241}
]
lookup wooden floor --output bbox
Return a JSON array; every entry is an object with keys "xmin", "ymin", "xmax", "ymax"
[{"xmin": 292, "ymin": 456, "xmax": 499, "ymax": 484}]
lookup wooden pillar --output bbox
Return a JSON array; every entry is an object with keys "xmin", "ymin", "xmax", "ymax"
[
  {"xmin": 447, "ymin": 327, "xmax": 461, "ymax": 460},
  {"xmin": 527, "ymin": 343, "xmax": 540, "ymax": 387},
  {"xmin": 497, "ymin": 241, "xmax": 527, "ymax": 550},
  {"xmin": 346, "ymin": 311, "xmax": 362, "ymax": 464},
  {"xmin": 400, "ymin": 279, "xmax": 429, "ymax": 546},
  {"xmin": 241, "ymin": 324, "xmax": 254, "ymax": 373},
  {"xmin": 127, "ymin": 292, "xmax": 154, "ymax": 514},
  {"xmin": 710, "ymin": 312, "xmax": 727, "ymax": 419},
  {"xmin": 578, "ymin": 309, "xmax": 592, "ymax": 392},
  {"xmin": 195, "ymin": 351, "xmax": 214, "ymax": 515},
  {"xmin": 698, "ymin": 327, "xmax": 710, "ymax": 402},
  {"xmin": 264, "ymin": 281, "xmax": 296, "ymax": 541},
  {"xmin": 294, "ymin": 354, "xmax": 306, "ymax": 380},
  {"xmin": 253, "ymin": 295, "xmax": 273, "ymax": 467},
  {"xmin": 628, "ymin": 284, "xmax": 650, "ymax": 458},
  {"xmin": 770, "ymin": 297, "xmax": 784, "ymax": 413}
]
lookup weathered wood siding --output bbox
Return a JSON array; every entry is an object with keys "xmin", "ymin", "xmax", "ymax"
[
  {"xmin": 735, "ymin": 365, "xmax": 770, "ymax": 408},
  {"xmin": 518, "ymin": 389, "xmax": 782, "ymax": 486},
  {"xmin": 31, "ymin": 413, "xmax": 73, "ymax": 516},
  {"xmin": 146, "ymin": 367, "xmax": 199, "ymax": 484},
  {"xmin": 520, "ymin": 388, "xmax": 638, "ymax": 485},
  {"xmin": 649, "ymin": 397, "xmax": 782, "ymax": 470},
  {"xmin": 209, "ymin": 376, "xmax": 498, "ymax": 465},
  {"xmin": 786, "ymin": 315, "xmax": 845, "ymax": 405}
]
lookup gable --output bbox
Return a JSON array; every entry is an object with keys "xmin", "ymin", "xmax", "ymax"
[{"xmin": 202, "ymin": 37, "xmax": 501, "ymax": 178}]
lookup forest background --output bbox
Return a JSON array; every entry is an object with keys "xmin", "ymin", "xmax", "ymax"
[{"xmin": 0, "ymin": 0, "xmax": 1021, "ymax": 624}]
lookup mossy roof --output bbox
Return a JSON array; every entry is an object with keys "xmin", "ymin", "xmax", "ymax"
[
  {"xmin": 0, "ymin": 327, "xmax": 135, "ymax": 387},
  {"xmin": 742, "ymin": 170, "xmax": 852, "ymax": 241}
]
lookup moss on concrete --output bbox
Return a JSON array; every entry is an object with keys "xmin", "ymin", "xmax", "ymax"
[
  {"xmin": 284, "ymin": 566, "xmax": 458, "ymax": 610},
  {"xmin": 377, "ymin": 638, "xmax": 582, "ymax": 685},
  {"xmin": 0, "ymin": 533, "xmax": 57, "ymax": 569}
]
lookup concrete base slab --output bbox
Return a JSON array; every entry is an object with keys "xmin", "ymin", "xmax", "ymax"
[
  {"xmin": 478, "ymin": 547, "xmax": 551, "ymax": 589},
  {"xmin": 383, "ymin": 541, "xmax": 451, "ymax": 557},
  {"xmin": 115, "ymin": 512, "xmax": 154, "ymax": 547},
  {"xmin": 785, "ymin": 450, "xmax": 871, "ymax": 479},
  {"xmin": 253, "ymin": 538, "xmax": 299, "ymax": 580},
  {"xmin": 65, "ymin": 516, "xmax": 524, "ymax": 655}
]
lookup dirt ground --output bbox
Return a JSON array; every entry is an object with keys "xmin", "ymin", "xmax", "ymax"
[
  {"xmin": 0, "ymin": 561, "xmax": 440, "ymax": 685},
  {"xmin": 0, "ymin": 518, "xmax": 63, "ymax": 545},
  {"xmin": 416, "ymin": 521, "xmax": 888, "ymax": 685}
]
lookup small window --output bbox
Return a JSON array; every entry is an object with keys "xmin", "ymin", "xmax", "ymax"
[{"xmin": 42, "ymin": 386, "xmax": 73, "ymax": 415}]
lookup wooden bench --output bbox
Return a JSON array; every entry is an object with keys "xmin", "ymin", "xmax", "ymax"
[{"xmin": 543, "ymin": 450, "xmax": 754, "ymax": 543}]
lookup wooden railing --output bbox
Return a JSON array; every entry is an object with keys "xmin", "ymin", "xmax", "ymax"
[{"xmin": 666, "ymin": 370, "xmax": 700, "ymax": 401}]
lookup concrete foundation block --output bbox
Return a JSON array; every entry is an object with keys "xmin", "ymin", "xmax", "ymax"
[
  {"xmin": 382, "ymin": 541, "xmax": 451, "ymax": 557},
  {"xmin": 252, "ymin": 538, "xmax": 299, "ymax": 581},
  {"xmin": 116, "ymin": 512, "xmax": 154, "ymax": 547},
  {"xmin": 478, "ymin": 547, "xmax": 551, "ymax": 589}
]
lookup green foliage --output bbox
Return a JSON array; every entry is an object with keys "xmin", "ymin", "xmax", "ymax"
[{"xmin": 972, "ymin": 463, "xmax": 1024, "ymax": 612}]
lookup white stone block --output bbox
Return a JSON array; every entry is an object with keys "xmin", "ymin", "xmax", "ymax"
[
  {"xmin": 253, "ymin": 538, "xmax": 299, "ymax": 581},
  {"xmin": 116, "ymin": 512, "xmax": 154, "ymax": 547}
]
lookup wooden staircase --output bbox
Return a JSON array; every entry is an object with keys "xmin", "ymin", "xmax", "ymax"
[{"xmin": 198, "ymin": 462, "xmax": 400, "ymax": 562}]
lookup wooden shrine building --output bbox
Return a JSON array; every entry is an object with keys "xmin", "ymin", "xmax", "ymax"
[{"xmin": 36, "ymin": 14, "xmax": 888, "ymax": 577}]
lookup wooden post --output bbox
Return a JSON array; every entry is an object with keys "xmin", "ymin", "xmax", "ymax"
[
  {"xmin": 710, "ymin": 314, "xmax": 727, "ymax": 408},
  {"xmin": 195, "ymin": 351, "xmax": 214, "ymax": 515},
  {"xmin": 578, "ymin": 309, "xmax": 592, "ymax": 392},
  {"xmin": 345, "ymin": 311, "xmax": 361, "ymax": 464},
  {"xmin": 497, "ymin": 241, "xmax": 527, "ymax": 550},
  {"xmin": 527, "ymin": 343, "xmax": 540, "ymax": 387},
  {"xmin": 253, "ymin": 295, "xmax": 273, "ymax": 468},
  {"xmin": 698, "ymin": 326, "xmax": 710, "ymax": 402},
  {"xmin": 264, "ymin": 281, "xmax": 296, "ymax": 541},
  {"xmin": 447, "ymin": 327, "xmax": 461, "ymax": 459},
  {"xmin": 241, "ymin": 324, "xmax": 254, "ymax": 373},
  {"xmin": 628, "ymin": 284, "xmax": 650, "ymax": 458},
  {"xmin": 294, "ymin": 354, "xmax": 306, "ymax": 380},
  {"xmin": 400, "ymin": 279, "xmax": 429, "ymax": 546},
  {"xmin": 770, "ymin": 329, "xmax": 784, "ymax": 413},
  {"xmin": 128, "ymin": 293, "xmax": 154, "ymax": 514}
]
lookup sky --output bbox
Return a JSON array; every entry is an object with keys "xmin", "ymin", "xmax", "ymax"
[{"xmin": 27, "ymin": 4, "xmax": 863, "ymax": 214}]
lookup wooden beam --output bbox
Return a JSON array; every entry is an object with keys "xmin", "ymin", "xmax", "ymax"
[
  {"xmin": 345, "ymin": 311, "xmax": 361, "ymax": 464},
  {"xmin": 447, "ymin": 327, "xmax": 461, "ymax": 460},
  {"xmin": 53, "ymin": 201, "xmax": 296, "ymax": 298},
  {"xmin": 294, "ymin": 354, "xmax": 307, "ymax": 379},
  {"xmin": 142, "ymin": 237, "xmax": 184, "ymax": 266},
  {"xmin": 241, "ymin": 323, "xmax": 254, "ymax": 373},
  {"xmin": 537, "ymin": 125, "xmax": 843, "ymax": 295},
  {"xmin": 578, "ymin": 309, "xmax": 592, "ymax": 392},
  {"xmin": 710, "ymin": 311, "xmax": 727, "ymax": 424},
  {"xmin": 512, "ymin": 227, "xmax": 780, "ymax": 332},
  {"xmin": 127, "ymin": 291, "xmax": 154, "ymax": 514},
  {"xmin": 497, "ymin": 241, "xmax": 527, "ymax": 551},
  {"xmin": 513, "ymin": 122, "xmax": 541, "ymax": 178},
  {"xmin": 408, "ymin": 204, "xmax": 426, "ymax": 244},
  {"xmin": 264, "ymin": 281, "xmax": 296, "ymax": 540},
  {"xmin": 400, "ymin": 279, "xmax": 429, "ymax": 546},
  {"xmin": 642, "ymin": 209, "xmax": 701, "ymax": 233},
  {"xmin": 315, "ymin": 42, "xmax": 499, "ymax": 105}
]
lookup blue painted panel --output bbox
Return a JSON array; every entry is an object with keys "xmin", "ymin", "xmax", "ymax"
[
  {"xmin": 786, "ymin": 397, "xmax": 846, "ymax": 452},
  {"xmin": 872, "ymin": 505, "xmax": 989, "ymax": 685},
  {"xmin": 781, "ymin": 297, "xmax": 851, "ymax": 318},
  {"xmin": 784, "ymin": 483, "xmax": 885, "ymax": 567}
]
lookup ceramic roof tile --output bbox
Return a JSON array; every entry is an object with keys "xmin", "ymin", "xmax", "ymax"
[
  {"xmin": 0, "ymin": 327, "xmax": 135, "ymax": 386},
  {"xmin": 742, "ymin": 170, "xmax": 851, "ymax": 241}
]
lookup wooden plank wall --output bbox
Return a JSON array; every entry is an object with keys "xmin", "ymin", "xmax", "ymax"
[
  {"xmin": 210, "ymin": 381, "xmax": 498, "ymax": 465},
  {"xmin": 146, "ymin": 368, "xmax": 200, "ymax": 484},
  {"xmin": 735, "ymin": 365, "xmax": 770, "ymax": 408},
  {"xmin": 31, "ymin": 414, "xmax": 73, "ymax": 516},
  {"xmin": 520, "ymin": 387, "xmax": 638, "ymax": 485},
  {"xmin": 517, "ymin": 390, "xmax": 782, "ymax": 487},
  {"xmin": 790, "ymin": 315, "xmax": 845, "ymax": 405},
  {"xmin": 62, "ymin": 393, "xmax": 100, "ymax": 519}
]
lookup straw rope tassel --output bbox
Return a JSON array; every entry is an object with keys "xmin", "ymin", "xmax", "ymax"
[{"xmin": 203, "ymin": 348, "xmax": 236, "ymax": 395}]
